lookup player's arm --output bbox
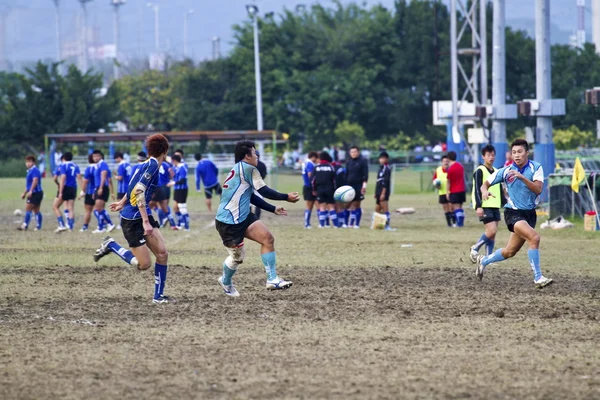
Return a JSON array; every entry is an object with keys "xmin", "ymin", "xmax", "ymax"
[
  {"xmin": 77, "ymin": 173, "xmax": 83, "ymax": 190},
  {"xmin": 252, "ymin": 169, "xmax": 299, "ymax": 203},
  {"xmin": 59, "ymin": 173, "xmax": 66, "ymax": 196},
  {"xmin": 116, "ymin": 166, "xmax": 123, "ymax": 181},
  {"xmin": 382, "ymin": 167, "xmax": 391, "ymax": 198},
  {"xmin": 132, "ymin": 164, "xmax": 158, "ymax": 234},
  {"xmin": 98, "ymin": 169, "xmax": 107, "ymax": 194},
  {"xmin": 511, "ymin": 166, "xmax": 544, "ymax": 195},
  {"xmin": 195, "ymin": 165, "xmax": 202, "ymax": 191},
  {"xmin": 28, "ymin": 177, "xmax": 39, "ymax": 198},
  {"xmin": 79, "ymin": 177, "xmax": 88, "ymax": 199},
  {"xmin": 481, "ymin": 168, "xmax": 505, "ymax": 200},
  {"xmin": 361, "ymin": 160, "xmax": 369, "ymax": 194},
  {"xmin": 473, "ymin": 169, "xmax": 484, "ymax": 210},
  {"xmin": 251, "ymin": 193, "xmax": 287, "ymax": 216}
]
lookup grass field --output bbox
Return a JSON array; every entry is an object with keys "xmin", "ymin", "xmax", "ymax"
[{"xmin": 1, "ymin": 175, "xmax": 599, "ymax": 399}]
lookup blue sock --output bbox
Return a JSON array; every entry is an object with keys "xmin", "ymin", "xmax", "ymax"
[
  {"xmin": 337, "ymin": 212, "xmax": 344, "ymax": 225},
  {"xmin": 154, "ymin": 263, "xmax": 168, "ymax": 299},
  {"xmin": 385, "ymin": 212, "xmax": 390, "ymax": 228},
  {"xmin": 318, "ymin": 211, "xmax": 326, "ymax": 227},
  {"xmin": 94, "ymin": 210, "xmax": 104, "ymax": 230},
  {"xmin": 304, "ymin": 209, "xmax": 311, "ymax": 227},
  {"xmin": 57, "ymin": 216, "xmax": 65, "ymax": 227},
  {"xmin": 344, "ymin": 210, "xmax": 349, "ymax": 225},
  {"xmin": 473, "ymin": 233, "xmax": 489, "ymax": 251},
  {"xmin": 455, "ymin": 208, "xmax": 465, "ymax": 227},
  {"xmin": 157, "ymin": 208, "xmax": 165, "ymax": 224},
  {"xmin": 482, "ymin": 248, "xmax": 505, "ymax": 267},
  {"xmin": 35, "ymin": 213, "xmax": 42, "ymax": 229},
  {"xmin": 349, "ymin": 210, "xmax": 357, "ymax": 226},
  {"xmin": 486, "ymin": 239, "xmax": 495, "ymax": 256},
  {"xmin": 82, "ymin": 223, "xmax": 89, "ymax": 230},
  {"xmin": 108, "ymin": 241, "xmax": 136, "ymax": 265},
  {"xmin": 100, "ymin": 210, "xmax": 113, "ymax": 226},
  {"xmin": 24, "ymin": 211, "xmax": 32, "ymax": 227},
  {"xmin": 261, "ymin": 251, "xmax": 277, "ymax": 281},
  {"xmin": 528, "ymin": 249, "xmax": 542, "ymax": 281},
  {"xmin": 356, "ymin": 208, "xmax": 363, "ymax": 226},
  {"xmin": 68, "ymin": 218, "xmax": 75, "ymax": 230},
  {"xmin": 329, "ymin": 210, "xmax": 338, "ymax": 227},
  {"xmin": 183, "ymin": 213, "xmax": 190, "ymax": 230},
  {"xmin": 222, "ymin": 263, "xmax": 237, "ymax": 285},
  {"xmin": 176, "ymin": 211, "xmax": 182, "ymax": 226},
  {"xmin": 167, "ymin": 207, "xmax": 176, "ymax": 227},
  {"xmin": 325, "ymin": 213, "xmax": 330, "ymax": 226},
  {"xmin": 64, "ymin": 209, "xmax": 69, "ymax": 221}
]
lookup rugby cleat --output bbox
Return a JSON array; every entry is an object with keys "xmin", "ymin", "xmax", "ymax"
[
  {"xmin": 79, "ymin": 227, "xmax": 88, "ymax": 232},
  {"xmin": 469, "ymin": 247, "xmax": 479, "ymax": 264},
  {"xmin": 106, "ymin": 224, "xmax": 117, "ymax": 233},
  {"xmin": 93, "ymin": 236, "xmax": 114, "ymax": 262},
  {"xmin": 55, "ymin": 226, "xmax": 68, "ymax": 233},
  {"xmin": 218, "ymin": 276, "xmax": 240, "ymax": 297},
  {"xmin": 266, "ymin": 277, "xmax": 293, "ymax": 290},
  {"xmin": 475, "ymin": 255, "xmax": 486, "ymax": 281},
  {"xmin": 91, "ymin": 228, "xmax": 106, "ymax": 234},
  {"xmin": 152, "ymin": 295, "xmax": 171, "ymax": 304},
  {"xmin": 535, "ymin": 276, "xmax": 554, "ymax": 289},
  {"xmin": 17, "ymin": 224, "xmax": 27, "ymax": 231}
]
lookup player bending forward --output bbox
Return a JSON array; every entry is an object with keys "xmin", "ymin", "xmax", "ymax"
[
  {"xmin": 93, "ymin": 134, "xmax": 172, "ymax": 304},
  {"xmin": 215, "ymin": 140, "xmax": 300, "ymax": 297},
  {"xmin": 475, "ymin": 139, "xmax": 553, "ymax": 288}
]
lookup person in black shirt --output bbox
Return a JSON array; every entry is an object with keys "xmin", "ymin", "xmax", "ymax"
[
  {"xmin": 333, "ymin": 161, "xmax": 348, "ymax": 227},
  {"xmin": 375, "ymin": 152, "xmax": 394, "ymax": 230},
  {"xmin": 312, "ymin": 151, "xmax": 338, "ymax": 228},
  {"xmin": 253, "ymin": 151, "xmax": 268, "ymax": 219},
  {"xmin": 345, "ymin": 146, "xmax": 369, "ymax": 228}
]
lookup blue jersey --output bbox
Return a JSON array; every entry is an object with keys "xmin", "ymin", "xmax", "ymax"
[
  {"xmin": 94, "ymin": 159, "xmax": 111, "ymax": 188},
  {"xmin": 116, "ymin": 161, "xmax": 132, "ymax": 194},
  {"xmin": 26, "ymin": 166, "xmax": 43, "ymax": 193},
  {"xmin": 120, "ymin": 157, "xmax": 161, "ymax": 220},
  {"xmin": 158, "ymin": 161, "xmax": 172, "ymax": 187},
  {"xmin": 488, "ymin": 161, "xmax": 544, "ymax": 211},
  {"xmin": 60, "ymin": 161, "xmax": 80, "ymax": 188},
  {"xmin": 216, "ymin": 161, "xmax": 267, "ymax": 225},
  {"xmin": 196, "ymin": 159, "xmax": 219, "ymax": 190},
  {"xmin": 174, "ymin": 163, "xmax": 188, "ymax": 190},
  {"xmin": 83, "ymin": 165, "xmax": 96, "ymax": 195},
  {"xmin": 302, "ymin": 160, "xmax": 315, "ymax": 187}
]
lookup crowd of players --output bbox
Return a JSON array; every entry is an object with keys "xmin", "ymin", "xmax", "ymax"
[{"xmin": 18, "ymin": 148, "xmax": 223, "ymax": 234}]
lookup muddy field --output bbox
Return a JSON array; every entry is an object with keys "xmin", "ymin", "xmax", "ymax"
[{"xmin": 1, "ymin": 179, "xmax": 599, "ymax": 399}]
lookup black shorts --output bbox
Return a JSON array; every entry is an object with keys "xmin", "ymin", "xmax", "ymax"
[
  {"xmin": 174, "ymin": 189, "xmax": 188, "ymax": 203},
  {"xmin": 438, "ymin": 194, "xmax": 449, "ymax": 204},
  {"xmin": 27, "ymin": 191, "xmax": 43, "ymax": 206},
  {"xmin": 449, "ymin": 192, "xmax": 466, "ymax": 205},
  {"xmin": 117, "ymin": 192, "xmax": 126, "ymax": 201},
  {"xmin": 62, "ymin": 186, "xmax": 76, "ymax": 201},
  {"xmin": 152, "ymin": 186, "xmax": 169, "ymax": 202},
  {"xmin": 316, "ymin": 189, "xmax": 335, "ymax": 204},
  {"xmin": 349, "ymin": 183, "xmax": 365, "ymax": 202},
  {"xmin": 215, "ymin": 213, "xmax": 258, "ymax": 248},
  {"xmin": 121, "ymin": 215, "xmax": 160, "ymax": 248},
  {"xmin": 303, "ymin": 186, "xmax": 316, "ymax": 202},
  {"xmin": 504, "ymin": 208, "xmax": 537, "ymax": 233},
  {"xmin": 204, "ymin": 183, "xmax": 222, "ymax": 199},
  {"xmin": 479, "ymin": 208, "xmax": 501, "ymax": 224},
  {"xmin": 375, "ymin": 190, "xmax": 390, "ymax": 205},
  {"xmin": 94, "ymin": 186, "xmax": 110, "ymax": 202},
  {"xmin": 84, "ymin": 194, "xmax": 95, "ymax": 206}
]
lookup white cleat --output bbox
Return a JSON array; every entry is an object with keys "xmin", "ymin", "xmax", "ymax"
[
  {"xmin": 475, "ymin": 255, "xmax": 486, "ymax": 281},
  {"xmin": 535, "ymin": 276, "xmax": 554, "ymax": 289},
  {"xmin": 218, "ymin": 276, "xmax": 240, "ymax": 297},
  {"xmin": 116, "ymin": 225, "xmax": 122, "ymax": 230},
  {"xmin": 305, "ymin": 225, "xmax": 312, "ymax": 229},
  {"xmin": 353, "ymin": 225, "xmax": 360, "ymax": 229},
  {"xmin": 266, "ymin": 277, "xmax": 293, "ymax": 290},
  {"xmin": 91, "ymin": 228, "xmax": 106, "ymax": 234},
  {"xmin": 55, "ymin": 226, "xmax": 68, "ymax": 233},
  {"xmin": 106, "ymin": 224, "xmax": 117, "ymax": 233},
  {"xmin": 79, "ymin": 227, "xmax": 88, "ymax": 232},
  {"xmin": 469, "ymin": 247, "xmax": 479, "ymax": 264},
  {"xmin": 341, "ymin": 224, "xmax": 348, "ymax": 228}
]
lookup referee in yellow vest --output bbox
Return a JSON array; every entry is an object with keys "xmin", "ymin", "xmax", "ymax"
[
  {"xmin": 432, "ymin": 155, "xmax": 454, "ymax": 226},
  {"xmin": 469, "ymin": 145, "xmax": 502, "ymax": 262}
]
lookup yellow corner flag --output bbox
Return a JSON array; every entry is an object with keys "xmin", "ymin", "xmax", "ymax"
[{"xmin": 571, "ymin": 157, "xmax": 586, "ymax": 193}]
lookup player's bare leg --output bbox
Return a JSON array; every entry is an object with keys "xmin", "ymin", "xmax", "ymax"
[
  {"xmin": 245, "ymin": 220, "xmax": 292, "ymax": 290},
  {"xmin": 52, "ymin": 197, "xmax": 68, "ymax": 233},
  {"xmin": 205, "ymin": 197, "xmax": 213, "ymax": 212}
]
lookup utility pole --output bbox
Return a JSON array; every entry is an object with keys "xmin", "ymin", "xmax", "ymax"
[
  {"xmin": 246, "ymin": 4, "xmax": 263, "ymax": 131},
  {"xmin": 53, "ymin": 0, "xmax": 62, "ymax": 71},
  {"xmin": 212, "ymin": 36, "xmax": 221, "ymax": 60},
  {"xmin": 183, "ymin": 9, "xmax": 194, "ymax": 59},
  {"xmin": 78, "ymin": 0, "xmax": 93, "ymax": 72},
  {"xmin": 147, "ymin": 2, "xmax": 160, "ymax": 52},
  {"xmin": 111, "ymin": 0, "xmax": 125, "ymax": 80}
]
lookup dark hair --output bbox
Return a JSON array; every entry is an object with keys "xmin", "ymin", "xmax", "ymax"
[
  {"xmin": 447, "ymin": 151, "xmax": 457, "ymax": 161},
  {"xmin": 255, "ymin": 150, "xmax": 261, "ymax": 158},
  {"xmin": 63, "ymin": 152, "xmax": 73, "ymax": 161},
  {"xmin": 379, "ymin": 151, "xmax": 389, "ymax": 159},
  {"xmin": 308, "ymin": 151, "xmax": 318, "ymax": 159},
  {"xmin": 174, "ymin": 149, "xmax": 184, "ymax": 156},
  {"xmin": 88, "ymin": 154, "xmax": 95, "ymax": 164},
  {"xmin": 146, "ymin": 134, "xmax": 170, "ymax": 158},
  {"xmin": 441, "ymin": 154, "xmax": 449, "ymax": 160},
  {"xmin": 319, "ymin": 151, "xmax": 332, "ymax": 162},
  {"xmin": 114, "ymin": 151, "xmax": 123, "ymax": 160},
  {"xmin": 92, "ymin": 150, "xmax": 104, "ymax": 158},
  {"xmin": 172, "ymin": 154, "xmax": 182, "ymax": 163},
  {"xmin": 137, "ymin": 151, "xmax": 147, "ymax": 159},
  {"xmin": 60, "ymin": 154, "xmax": 66, "ymax": 161},
  {"xmin": 234, "ymin": 140, "xmax": 255, "ymax": 163},
  {"xmin": 350, "ymin": 146, "xmax": 360, "ymax": 152},
  {"xmin": 194, "ymin": 153, "xmax": 202, "ymax": 161},
  {"xmin": 25, "ymin": 155, "xmax": 36, "ymax": 163},
  {"xmin": 511, "ymin": 138, "xmax": 529, "ymax": 152},
  {"xmin": 480, "ymin": 145, "xmax": 496, "ymax": 156}
]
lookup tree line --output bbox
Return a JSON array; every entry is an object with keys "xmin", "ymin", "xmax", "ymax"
[{"xmin": 1, "ymin": 0, "xmax": 599, "ymax": 159}]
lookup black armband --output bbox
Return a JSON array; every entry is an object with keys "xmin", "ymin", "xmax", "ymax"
[
  {"xmin": 251, "ymin": 194, "xmax": 276, "ymax": 213},
  {"xmin": 257, "ymin": 186, "xmax": 288, "ymax": 201}
]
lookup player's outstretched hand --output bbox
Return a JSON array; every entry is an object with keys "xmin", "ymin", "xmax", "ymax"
[
  {"xmin": 143, "ymin": 220, "xmax": 154, "ymax": 236},
  {"xmin": 275, "ymin": 206, "xmax": 288, "ymax": 216},
  {"xmin": 286, "ymin": 192, "xmax": 300, "ymax": 203},
  {"xmin": 109, "ymin": 201, "xmax": 124, "ymax": 212},
  {"xmin": 21, "ymin": 192, "xmax": 25, "ymax": 200}
]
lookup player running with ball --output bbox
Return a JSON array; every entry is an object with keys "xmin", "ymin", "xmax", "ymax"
[
  {"xmin": 475, "ymin": 139, "xmax": 553, "ymax": 288},
  {"xmin": 215, "ymin": 140, "xmax": 299, "ymax": 297}
]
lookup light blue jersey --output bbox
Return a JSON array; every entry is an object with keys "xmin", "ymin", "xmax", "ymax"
[
  {"xmin": 216, "ymin": 161, "xmax": 267, "ymax": 225},
  {"xmin": 487, "ymin": 161, "xmax": 544, "ymax": 210}
]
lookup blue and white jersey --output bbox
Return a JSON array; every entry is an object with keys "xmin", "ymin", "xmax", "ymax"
[
  {"xmin": 216, "ymin": 161, "xmax": 267, "ymax": 225},
  {"xmin": 196, "ymin": 159, "xmax": 219, "ymax": 190},
  {"xmin": 174, "ymin": 163, "xmax": 188, "ymax": 190},
  {"xmin": 94, "ymin": 159, "xmax": 110, "ymax": 188},
  {"xmin": 116, "ymin": 161, "xmax": 132, "ymax": 194},
  {"xmin": 83, "ymin": 165, "xmax": 96, "ymax": 195},
  {"xmin": 301, "ymin": 160, "xmax": 314, "ymax": 187},
  {"xmin": 158, "ymin": 161, "xmax": 172, "ymax": 187},
  {"xmin": 120, "ymin": 157, "xmax": 160, "ymax": 220},
  {"xmin": 487, "ymin": 161, "xmax": 544, "ymax": 210},
  {"xmin": 60, "ymin": 161, "xmax": 80, "ymax": 188},
  {"xmin": 26, "ymin": 166, "xmax": 43, "ymax": 193}
]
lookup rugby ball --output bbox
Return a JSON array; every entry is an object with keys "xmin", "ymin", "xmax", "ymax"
[
  {"xmin": 334, "ymin": 185, "xmax": 356, "ymax": 203},
  {"xmin": 14, "ymin": 209, "xmax": 23, "ymax": 216},
  {"xmin": 433, "ymin": 179, "xmax": 441, "ymax": 189}
]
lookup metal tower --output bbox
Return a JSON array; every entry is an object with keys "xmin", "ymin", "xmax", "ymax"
[{"xmin": 577, "ymin": 0, "xmax": 586, "ymax": 48}]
